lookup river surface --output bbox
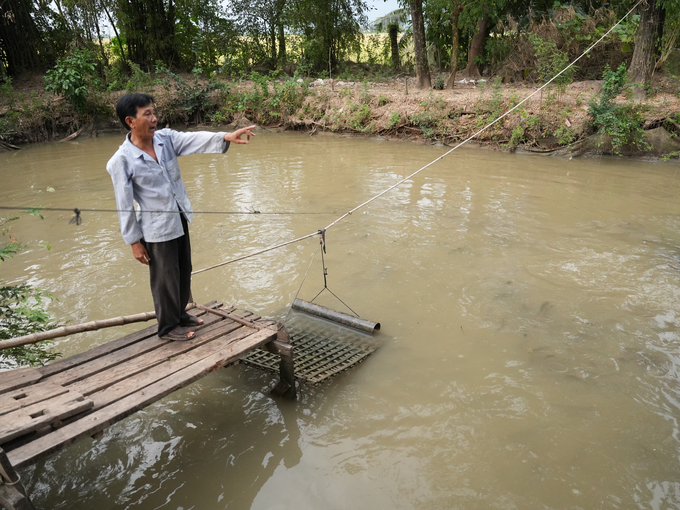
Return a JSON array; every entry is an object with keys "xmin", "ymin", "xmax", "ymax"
[{"xmin": 1, "ymin": 131, "xmax": 680, "ymax": 509}]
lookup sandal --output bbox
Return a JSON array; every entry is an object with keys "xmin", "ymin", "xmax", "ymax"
[
  {"xmin": 160, "ymin": 327, "xmax": 196, "ymax": 341},
  {"xmin": 179, "ymin": 315, "xmax": 204, "ymax": 327}
]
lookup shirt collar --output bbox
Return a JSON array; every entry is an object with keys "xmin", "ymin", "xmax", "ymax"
[{"xmin": 124, "ymin": 132, "xmax": 164, "ymax": 161}]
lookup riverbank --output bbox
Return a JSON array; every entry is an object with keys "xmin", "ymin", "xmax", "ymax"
[{"xmin": 2, "ymin": 71, "xmax": 680, "ymax": 158}]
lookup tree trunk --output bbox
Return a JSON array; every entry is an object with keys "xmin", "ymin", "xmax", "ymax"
[
  {"xmin": 278, "ymin": 24, "xmax": 286, "ymax": 62},
  {"xmin": 389, "ymin": 22, "xmax": 399, "ymax": 71},
  {"xmin": 119, "ymin": 0, "xmax": 179, "ymax": 69},
  {"xmin": 629, "ymin": 0, "xmax": 663, "ymax": 101},
  {"xmin": 446, "ymin": 2, "xmax": 463, "ymax": 89},
  {"xmin": 464, "ymin": 12, "xmax": 489, "ymax": 79},
  {"xmin": 270, "ymin": 25, "xmax": 277, "ymax": 63},
  {"xmin": 91, "ymin": 0, "xmax": 109, "ymax": 67},
  {"xmin": 0, "ymin": 0, "xmax": 50, "ymax": 75},
  {"xmin": 275, "ymin": 0, "xmax": 286, "ymax": 63},
  {"xmin": 102, "ymin": 0, "xmax": 128, "ymax": 65},
  {"xmin": 409, "ymin": 0, "xmax": 431, "ymax": 89}
]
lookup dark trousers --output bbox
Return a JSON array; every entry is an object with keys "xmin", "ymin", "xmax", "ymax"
[{"xmin": 142, "ymin": 214, "xmax": 193, "ymax": 337}]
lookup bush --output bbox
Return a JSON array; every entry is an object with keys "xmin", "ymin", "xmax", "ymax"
[
  {"xmin": 432, "ymin": 75, "xmax": 445, "ymax": 90},
  {"xmin": 387, "ymin": 112, "xmax": 400, "ymax": 129},
  {"xmin": 154, "ymin": 63, "xmax": 226, "ymax": 124},
  {"xmin": 588, "ymin": 63, "xmax": 646, "ymax": 153},
  {"xmin": 0, "ymin": 215, "xmax": 60, "ymax": 369},
  {"xmin": 105, "ymin": 60, "xmax": 154, "ymax": 93},
  {"xmin": 44, "ymin": 48, "xmax": 102, "ymax": 114},
  {"xmin": 528, "ymin": 33, "xmax": 574, "ymax": 91}
]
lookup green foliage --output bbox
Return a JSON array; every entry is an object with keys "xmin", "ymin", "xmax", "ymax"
[
  {"xmin": 339, "ymin": 86, "xmax": 354, "ymax": 99},
  {"xmin": 0, "ymin": 78, "xmax": 14, "ymax": 107},
  {"xmin": 387, "ymin": 112, "xmax": 401, "ymax": 129},
  {"xmin": 588, "ymin": 63, "xmax": 647, "ymax": 153},
  {"xmin": 286, "ymin": 0, "xmax": 368, "ymax": 72},
  {"xmin": 358, "ymin": 80, "xmax": 371, "ymax": 104},
  {"xmin": 264, "ymin": 78, "xmax": 309, "ymax": 122},
  {"xmin": 346, "ymin": 101, "xmax": 371, "ymax": 131},
  {"xmin": 0, "ymin": 216, "xmax": 60, "ymax": 368},
  {"xmin": 154, "ymin": 63, "xmax": 226, "ymax": 123},
  {"xmin": 0, "ymin": 216, "xmax": 21, "ymax": 262},
  {"xmin": 553, "ymin": 107, "xmax": 577, "ymax": 145},
  {"xmin": 410, "ymin": 94, "xmax": 448, "ymax": 138},
  {"xmin": 105, "ymin": 60, "xmax": 154, "ymax": 93},
  {"xmin": 44, "ymin": 48, "xmax": 101, "ymax": 114},
  {"xmin": 489, "ymin": 77, "xmax": 504, "ymax": 120},
  {"xmin": 377, "ymin": 94, "xmax": 389, "ymax": 106},
  {"xmin": 0, "ymin": 284, "xmax": 60, "ymax": 368},
  {"xmin": 509, "ymin": 124, "xmax": 526, "ymax": 148},
  {"xmin": 432, "ymin": 75, "xmax": 445, "ymax": 91},
  {"xmin": 528, "ymin": 33, "xmax": 574, "ymax": 91}
]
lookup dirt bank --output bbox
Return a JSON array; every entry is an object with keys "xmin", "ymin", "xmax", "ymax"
[{"xmin": 2, "ymin": 72, "xmax": 680, "ymax": 158}]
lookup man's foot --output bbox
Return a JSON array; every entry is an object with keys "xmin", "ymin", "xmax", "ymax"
[
  {"xmin": 159, "ymin": 327, "xmax": 196, "ymax": 341},
  {"xmin": 179, "ymin": 315, "xmax": 204, "ymax": 327}
]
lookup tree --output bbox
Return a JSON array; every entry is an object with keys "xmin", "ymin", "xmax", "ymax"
[
  {"xmin": 229, "ymin": 0, "xmax": 288, "ymax": 67},
  {"xmin": 116, "ymin": 0, "xmax": 181, "ymax": 70},
  {"xmin": 388, "ymin": 22, "xmax": 400, "ymax": 70},
  {"xmin": 409, "ymin": 0, "xmax": 430, "ymax": 88},
  {"xmin": 446, "ymin": 1, "xmax": 467, "ymax": 88},
  {"xmin": 628, "ymin": 0, "xmax": 664, "ymax": 100},
  {"xmin": 454, "ymin": 0, "xmax": 521, "ymax": 79},
  {"xmin": 0, "ymin": 0, "xmax": 53, "ymax": 75},
  {"xmin": 463, "ymin": 6, "xmax": 490, "ymax": 79},
  {"xmin": 288, "ymin": 0, "xmax": 369, "ymax": 72}
]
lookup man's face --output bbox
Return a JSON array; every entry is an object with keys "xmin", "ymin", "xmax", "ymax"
[{"xmin": 127, "ymin": 104, "xmax": 157, "ymax": 139}]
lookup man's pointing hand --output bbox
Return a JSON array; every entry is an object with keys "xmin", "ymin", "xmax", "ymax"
[{"xmin": 224, "ymin": 126, "xmax": 256, "ymax": 144}]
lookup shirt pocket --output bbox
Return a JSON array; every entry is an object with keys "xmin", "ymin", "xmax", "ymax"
[
  {"xmin": 166, "ymin": 160, "xmax": 182, "ymax": 182},
  {"xmin": 133, "ymin": 163, "xmax": 163, "ymax": 188}
]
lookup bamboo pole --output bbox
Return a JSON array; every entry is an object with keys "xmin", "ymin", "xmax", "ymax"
[{"xmin": 0, "ymin": 306, "xmax": 197, "ymax": 351}]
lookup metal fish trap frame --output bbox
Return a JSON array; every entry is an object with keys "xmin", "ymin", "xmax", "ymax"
[{"xmin": 242, "ymin": 299, "xmax": 381, "ymax": 386}]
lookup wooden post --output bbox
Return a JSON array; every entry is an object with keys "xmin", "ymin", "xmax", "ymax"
[
  {"xmin": 0, "ymin": 448, "xmax": 34, "ymax": 510},
  {"xmin": 264, "ymin": 324, "xmax": 296, "ymax": 399}
]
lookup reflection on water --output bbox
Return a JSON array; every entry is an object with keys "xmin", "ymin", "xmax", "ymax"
[{"xmin": 2, "ymin": 132, "xmax": 680, "ymax": 509}]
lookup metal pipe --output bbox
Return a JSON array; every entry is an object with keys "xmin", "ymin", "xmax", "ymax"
[{"xmin": 291, "ymin": 299, "xmax": 380, "ymax": 334}]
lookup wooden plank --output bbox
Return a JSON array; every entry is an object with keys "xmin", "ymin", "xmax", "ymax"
[
  {"xmin": 0, "ymin": 483, "xmax": 34, "ymax": 510},
  {"xmin": 8, "ymin": 328, "xmax": 276, "ymax": 468},
  {"xmin": 197, "ymin": 306, "xmax": 272, "ymax": 331},
  {"xmin": 67, "ymin": 320, "xmax": 245, "ymax": 396},
  {"xmin": 45, "ymin": 312, "xmax": 227, "ymax": 388},
  {"xmin": 0, "ymin": 383, "xmax": 69, "ymax": 417},
  {"xmin": 85, "ymin": 326, "xmax": 256, "ymax": 411},
  {"xmin": 38, "ymin": 302, "xmax": 220, "ymax": 378},
  {"xmin": 0, "ymin": 392, "xmax": 92, "ymax": 445},
  {"xmin": 0, "ymin": 369, "xmax": 42, "ymax": 395},
  {"xmin": 5, "ymin": 323, "xmax": 253, "ymax": 451}
]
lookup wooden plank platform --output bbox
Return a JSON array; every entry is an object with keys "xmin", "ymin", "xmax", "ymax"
[{"xmin": 0, "ymin": 302, "xmax": 295, "ymax": 479}]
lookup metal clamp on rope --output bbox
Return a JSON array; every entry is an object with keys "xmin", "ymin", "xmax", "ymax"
[
  {"xmin": 318, "ymin": 229, "xmax": 326, "ymax": 253},
  {"xmin": 69, "ymin": 208, "xmax": 82, "ymax": 225}
]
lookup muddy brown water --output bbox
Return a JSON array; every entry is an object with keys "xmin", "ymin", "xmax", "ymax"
[{"xmin": 1, "ymin": 131, "xmax": 680, "ymax": 509}]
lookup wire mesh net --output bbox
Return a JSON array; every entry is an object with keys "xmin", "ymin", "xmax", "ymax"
[{"xmin": 241, "ymin": 311, "xmax": 380, "ymax": 386}]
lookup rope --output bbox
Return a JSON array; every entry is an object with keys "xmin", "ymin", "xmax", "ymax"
[
  {"xmin": 0, "ymin": 205, "xmax": 335, "ymax": 220},
  {"xmin": 322, "ymin": 0, "xmax": 643, "ymax": 232},
  {"xmin": 191, "ymin": 231, "xmax": 320, "ymax": 275},
  {"xmin": 190, "ymin": 1, "xmax": 642, "ymax": 274},
  {"xmin": 283, "ymin": 233, "xmax": 323, "ymax": 322},
  {"xmin": 308, "ymin": 237, "xmax": 360, "ymax": 317}
]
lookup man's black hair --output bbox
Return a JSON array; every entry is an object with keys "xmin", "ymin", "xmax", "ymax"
[{"xmin": 116, "ymin": 93, "xmax": 155, "ymax": 131}]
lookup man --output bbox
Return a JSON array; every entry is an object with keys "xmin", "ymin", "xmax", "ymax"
[{"xmin": 107, "ymin": 93, "xmax": 255, "ymax": 341}]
